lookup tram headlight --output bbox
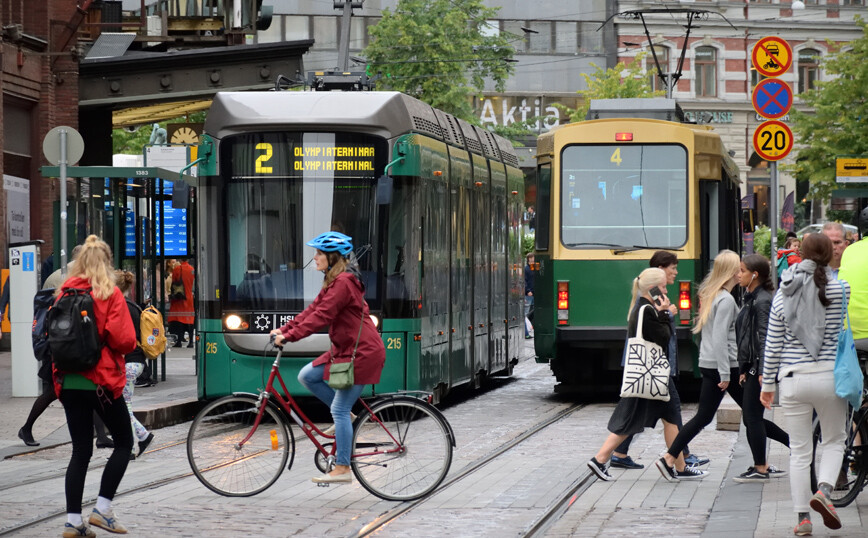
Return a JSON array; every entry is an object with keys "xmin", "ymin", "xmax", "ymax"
[
  {"xmin": 224, "ymin": 314, "xmax": 246, "ymax": 331},
  {"xmin": 369, "ymin": 314, "xmax": 380, "ymax": 329}
]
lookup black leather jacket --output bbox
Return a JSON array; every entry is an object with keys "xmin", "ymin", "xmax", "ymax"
[{"xmin": 735, "ymin": 287, "xmax": 773, "ymax": 376}]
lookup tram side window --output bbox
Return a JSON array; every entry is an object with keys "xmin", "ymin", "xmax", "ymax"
[
  {"xmin": 560, "ymin": 144, "xmax": 687, "ymax": 249},
  {"xmin": 535, "ymin": 162, "xmax": 551, "ymax": 251},
  {"xmin": 383, "ymin": 177, "xmax": 421, "ymax": 318}
]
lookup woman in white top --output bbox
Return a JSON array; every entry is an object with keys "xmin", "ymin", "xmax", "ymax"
[{"xmin": 760, "ymin": 233, "xmax": 849, "ymax": 536}]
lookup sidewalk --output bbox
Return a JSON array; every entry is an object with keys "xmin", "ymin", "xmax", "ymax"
[{"xmin": 0, "ymin": 346, "xmax": 198, "ymax": 460}]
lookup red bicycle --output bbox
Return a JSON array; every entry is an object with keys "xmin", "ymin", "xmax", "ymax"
[{"xmin": 186, "ymin": 343, "xmax": 455, "ymax": 501}]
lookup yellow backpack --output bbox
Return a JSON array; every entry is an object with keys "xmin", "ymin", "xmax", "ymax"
[{"xmin": 139, "ymin": 305, "xmax": 167, "ymax": 359}]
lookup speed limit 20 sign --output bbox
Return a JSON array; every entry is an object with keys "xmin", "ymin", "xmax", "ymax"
[{"xmin": 753, "ymin": 120, "xmax": 793, "ymax": 162}]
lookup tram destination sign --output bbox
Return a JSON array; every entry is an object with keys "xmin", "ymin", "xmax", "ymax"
[
  {"xmin": 836, "ymin": 157, "xmax": 868, "ymax": 183},
  {"xmin": 239, "ymin": 141, "xmax": 377, "ymax": 177}
]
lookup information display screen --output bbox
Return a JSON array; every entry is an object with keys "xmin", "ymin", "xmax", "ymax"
[{"xmin": 124, "ymin": 201, "xmax": 188, "ymax": 256}]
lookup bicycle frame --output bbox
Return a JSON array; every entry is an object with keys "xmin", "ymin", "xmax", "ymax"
[{"xmin": 235, "ymin": 347, "xmax": 414, "ymax": 464}]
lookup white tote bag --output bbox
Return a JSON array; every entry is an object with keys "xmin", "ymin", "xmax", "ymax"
[{"xmin": 620, "ymin": 305, "xmax": 670, "ymax": 401}]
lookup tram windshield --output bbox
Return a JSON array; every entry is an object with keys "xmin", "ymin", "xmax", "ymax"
[
  {"xmin": 221, "ymin": 132, "xmax": 387, "ymax": 310},
  {"xmin": 560, "ymin": 144, "xmax": 688, "ymax": 249}
]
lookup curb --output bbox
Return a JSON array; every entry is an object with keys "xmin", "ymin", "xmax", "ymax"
[{"xmin": 134, "ymin": 397, "xmax": 203, "ymax": 430}]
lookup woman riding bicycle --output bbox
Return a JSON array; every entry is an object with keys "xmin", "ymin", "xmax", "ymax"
[{"xmin": 271, "ymin": 231, "xmax": 385, "ymax": 484}]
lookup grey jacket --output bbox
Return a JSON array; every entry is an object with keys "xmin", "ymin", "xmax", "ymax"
[{"xmin": 698, "ymin": 292, "xmax": 739, "ymax": 382}]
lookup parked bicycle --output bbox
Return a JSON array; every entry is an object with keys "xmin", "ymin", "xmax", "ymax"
[
  {"xmin": 811, "ymin": 346, "xmax": 868, "ymax": 507},
  {"xmin": 186, "ymin": 341, "xmax": 456, "ymax": 501}
]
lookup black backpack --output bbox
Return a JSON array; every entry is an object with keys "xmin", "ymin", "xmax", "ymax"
[
  {"xmin": 47, "ymin": 288, "xmax": 102, "ymax": 373},
  {"xmin": 170, "ymin": 277, "xmax": 186, "ymax": 301},
  {"xmin": 32, "ymin": 289, "xmax": 56, "ymax": 363}
]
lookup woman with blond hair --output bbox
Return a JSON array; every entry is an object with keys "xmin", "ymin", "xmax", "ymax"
[
  {"xmin": 587, "ymin": 267, "xmax": 704, "ymax": 481},
  {"xmin": 656, "ymin": 250, "xmax": 788, "ymax": 481},
  {"xmin": 53, "ymin": 236, "xmax": 137, "ymax": 537}
]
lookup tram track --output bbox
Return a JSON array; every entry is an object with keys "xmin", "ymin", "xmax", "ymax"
[{"xmin": 352, "ymin": 402, "xmax": 588, "ymax": 537}]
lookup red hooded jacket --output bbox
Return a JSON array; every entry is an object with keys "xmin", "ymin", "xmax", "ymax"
[
  {"xmin": 52, "ymin": 276, "xmax": 137, "ymax": 399},
  {"xmin": 279, "ymin": 272, "xmax": 385, "ymax": 385}
]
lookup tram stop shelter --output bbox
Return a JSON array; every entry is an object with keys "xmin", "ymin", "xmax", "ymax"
[{"xmin": 40, "ymin": 165, "xmax": 199, "ymax": 382}]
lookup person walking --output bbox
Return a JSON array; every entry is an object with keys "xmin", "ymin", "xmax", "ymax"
[
  {"xmin": 760, "ymin": 233, "xmax": 849, "ymax": 536},
  {"xmin": 168, "ymin": 258, "xmax": 195, "ymax": 348},
  {"xmin": 115, "ymin": 270, "xmax": 155, "ymax": 461},
  {"xmin": 733, "ymin": 254, "xmax": 790, "ymax": 483},
  {"xmin": 524, "ymin": 253, "xmax": 535, "ymax": 339},
  {"xmin": 586, "ymin": 268, "xmax": 706, "ymax": 481},
  {"xmin": 821, "ymin": 222, "xmax": 847, "ymax": 279},
  {"xmin": 54, "ymin": 235, "xmax": 137, "ymax": 537},
  {"xmin": 611, "ymin": 251, "xmax": 709, "ymax": 470},
  {"xmin": 271, "ymin": 231, "xmax": 385, "ymax": 484},
  {"xmin": 655, "ymin": 250, "xmax": 789, "ymax": 481}
]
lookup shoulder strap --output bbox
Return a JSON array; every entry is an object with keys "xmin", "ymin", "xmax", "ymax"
[
  {"xmin": 838, "ymin": 280, "xmax": 850, "ymax": 331},
  {"xmin": 635, "ymin": 304, "xmax": 651, "ymax": 339}
]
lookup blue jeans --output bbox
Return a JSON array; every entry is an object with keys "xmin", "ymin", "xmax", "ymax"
[{"xmin": 298, "ymin": 362, "xmax": 364, "ymax": 466}]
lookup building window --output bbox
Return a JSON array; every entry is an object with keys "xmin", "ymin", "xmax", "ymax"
[
  {"xmin": 480, "ymin": 20, "xmax": 500, "ymax": 38},
  {"xmin": 842, "ymin": 0, "xmax": 864, "ymax": 6},
  {"xmin": 648, "ymin": 45, "xmax": 670, "ymax": 92},
  {"xmin": 285, "ymin": 16, "xmax": 309, "ymax": 41},
  {"xmin": 798, "ymin": 48, "xmax": 820, "ymax": 93},
  {"xmin": 503, "ymin": 20, "xmax": 526, "ymax": 53},
  {"xmin": 554, "ymin": 21, "xmax": 577, "ymax": 53},
  {"xmin": 750, "ymin": 69, "xmax": 769, "ymax": 88},
  {"xmin": 313, "ymin": 16, "xmax": 337, "ymax": 50},
  {"xmin": 527, "ymin": 21, "xmax": 552, "ymax": 53},
  {"xmin": 695, "ymin": 46, "xmax": 717, "ymax": 97}
]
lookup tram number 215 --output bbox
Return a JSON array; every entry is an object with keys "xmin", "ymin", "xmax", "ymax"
[{"xmin": 386, "ymin": 337, "xmax": 402, "ymax": 350}]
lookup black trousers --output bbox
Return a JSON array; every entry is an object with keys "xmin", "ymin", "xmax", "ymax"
[
  {"xmin": 61, "ymin": 389, "xmax": 133, "ymax": 514},
  {"xmin": 666, "ymin": 367, "xmax": 789, "ymax": 460},
  {"xmin": 742, "ymin": 371, "xmax": 789, "ymax": 465},
  {"xmin": 615, "ymin": 377, "xmax": 690, "ymax": 456}
]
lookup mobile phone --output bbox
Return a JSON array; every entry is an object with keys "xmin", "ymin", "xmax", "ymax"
[{"xmin": 649, "ymin": 287, "xmax": 664, "ymax": 306}]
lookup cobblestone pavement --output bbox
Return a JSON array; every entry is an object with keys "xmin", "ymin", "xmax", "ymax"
[{"xmin": 3, "ymin": 343, "xmax": 867, "ymax": 537}]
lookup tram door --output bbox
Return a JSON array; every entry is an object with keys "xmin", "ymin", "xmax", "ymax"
[
  {"xmin": 489, "ymin": 163, "xmax": 507, "ymax": 373},
  {"xmin": 471, "ymin": 154, "xmax": 491, "ymax": 382},
  {"xmin": 449, "ymin": 151, "xmax": 472, "ymax": 387},
  {"xmin": 420, "ymin": 174, "xmax": 449, "ymax": 391}
]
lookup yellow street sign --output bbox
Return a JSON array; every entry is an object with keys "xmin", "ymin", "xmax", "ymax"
[
  {"xmin": 752, "ymin": 37, "xmax": 792, "ymax": 78},
  {"xmin": 753, "ymin": 120, "xmax": 793, "ymax": 162},
  {"xmin": 836, "ymin": 157, "xmax": 868, "ymax": 183}
]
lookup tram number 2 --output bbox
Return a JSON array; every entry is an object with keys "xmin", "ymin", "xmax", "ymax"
[
  {"xmin": 205, "ymin": 342, "xmax": 218, "ymax": 354},
  {"xmin": 255, "ymin": 142, "xmax": 273, "ymax": 174},
  {"xmin": 386, "ymin": 337, "xmax": 402, "ymax": 350},
  {"xmin": 759, "ymin": 130, "xmax": 787, "ymax": 152}
]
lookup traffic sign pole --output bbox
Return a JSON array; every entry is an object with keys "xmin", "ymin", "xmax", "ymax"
[
  {"xmin": 770, "ymin": 161, "xmax": 778, "ymax": 286},
  {"xmin": 60, "ymin": 129, "xmax": 68, "ymax": 274}
]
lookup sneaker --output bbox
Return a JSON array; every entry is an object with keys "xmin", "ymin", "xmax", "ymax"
[
  {"xmin": 311, "ymin": 472, "xmax": 352, "ymax": 484},
  {"xmin": 89, "ymin": 507, "xmax": 128, "ymax": 534},
  {"xmin": 586, "ymin": 457, "xmax": 613, "ymax": 481},
  {"xmin": 138, "ymin": 432, "xmax": 154, "ymax": 457},
  {"xmin": 733, "ymin": 467, "xmax": 770, "ymax": 483},
  {"xmin": 610, "ymin": 455, "xmax": 644, "ymax": 469},
  {"xmin": 62, "ymin": 523, "xmax": 96, "ymax": 538},
  {"xmin": 655, "ymin": 457, "xmax": 678, "ymax": 482},
  {"xmin": 809, "ymin": 490, "xmax": 841, "ymax": 530},
  {"xmin": 676, "ymin": 466, "xmax": 708, "ymax": 480},
  {"xmin": 793, "ymin": 518, "xmax": 813, "ymax": 536},
  {"xmin": 768, "ymin": 464, "xmax": 788, "ymax": 478},
  {"xmin": 684, "ymin": 454, "xmax": 710, "ymax": 467}
]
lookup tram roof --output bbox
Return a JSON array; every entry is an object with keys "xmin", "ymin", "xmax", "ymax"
[{"xmin": 205, "ymin": 91, "xmax": 519, "ymax": 166}]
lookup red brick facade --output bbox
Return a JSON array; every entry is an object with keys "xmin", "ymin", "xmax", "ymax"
[{"xmin": 1, "ymin": 0, "xmax": 80, "ymax": 267}]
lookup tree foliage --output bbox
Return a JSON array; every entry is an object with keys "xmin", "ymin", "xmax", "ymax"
[
  {"xmin": 363, "ymin": 0, "xmax": 514, "ymax": 122},
  {"xmin": 790, "ymin": 17, "xmax": 868, "ymax": 202},
  {"xmin": 557, "ymin": 52, "xmax": 664, "ymax": 123}
]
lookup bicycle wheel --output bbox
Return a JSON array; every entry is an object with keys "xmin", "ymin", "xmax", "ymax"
[
  {"xmin": 351, "ymin": 396, "xmax": 453, "ymax": 501},
  {"xmin": 812, "ymin": 409, "xmax": 868, "ymax": 507},
  {"xmin": 187, "ymin": 395, "xmax": 294, "ymax": 496}
]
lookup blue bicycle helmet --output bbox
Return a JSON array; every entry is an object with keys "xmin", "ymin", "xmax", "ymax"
[{"xmin": 306, "ymin": 231, "xmax": 353, "ymax": 256}]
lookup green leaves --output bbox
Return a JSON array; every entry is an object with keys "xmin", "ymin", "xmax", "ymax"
[
  {"xmin": 791, "ymin": 17, "xmax": 868, "ymax": 202},
  {"xmin": 363, "ymin": 0, "xmax": 514, "ymax": 122}
]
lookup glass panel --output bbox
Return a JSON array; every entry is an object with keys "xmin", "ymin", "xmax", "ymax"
[
  {"xmin": 285, "ymin": 16, "xmax": 309, "ymax": 41},
  {"xmin": 535, "ymin": 162, "xmax": 551, "ymax": 251},
  {"xmin": 580, "ymin": 22, "xmax": 600, "ymax": 52},
  {"xmin": 480, "ymin": 19, "xmax": 500, "ymax": 38},
  {"xmin": 314, "ymin": 16, "xmax": 337, "ymax": 49},
  {"xmin": 256, "ymin": 15, "xmax": 283, "ymax": 43},
  {"xmin": 528, "ymin": 21, "xmax": 551, "ymax": 53},
  {"xmin": 560, "ymin": 145, "xmax": 688, "ymax": 248},
  {"xmin": 554, "ymin": 21, "xmax": 577, "ymax": 53},
  {"xmin": 3, "ymin": 104, "xmax": 31, "ymax": 156},
  {"xmin": 221, "ymin": 132, "xmax": 387, "ymax": 310},
  {"xmin": 503, "ymin": 20, "xmax": 526, "ymax": 52}
]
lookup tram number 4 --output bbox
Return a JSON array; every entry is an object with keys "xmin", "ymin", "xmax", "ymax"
[
  {"xmin": 759, "ymin": 130, "xmax": 787, "ymax": 151},
  {"xmin": 205, "ymin": 342, "xmax": 218, "ymax": 354},
  {"xmin": 255, "ymin": 142, "xmax": 273, "ymax": 174},
  {"xmin": 610, "ymin": 147, "xmax": 622, "ymax": 166},
  {"xmin": 386, "ymin": 337, "xmax": 402, "ymax": 350}
]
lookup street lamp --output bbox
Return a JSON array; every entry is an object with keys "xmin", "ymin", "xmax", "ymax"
[{"xmin": 792, "ymin": 1, "xmax": 805, "ymax": 10}]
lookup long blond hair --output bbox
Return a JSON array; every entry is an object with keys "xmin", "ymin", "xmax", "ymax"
[
  {"xmin": 61, "ymin": 235, "xmax": 117, "ymax": 300},
  {"xmin": 627, "ymin": 267, "xmax": 666, "ymax": 320},
  {"xmin": 692, "ymin": 249, "xmax": 740, "ymax": 334}
]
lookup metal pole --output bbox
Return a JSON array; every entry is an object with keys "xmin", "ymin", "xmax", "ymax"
[
  {"xmin": 336, "ymin": 2, "xmax": 354, "ymax": 71},
  {"xmin": 59, "ymin": 129, "xmax": 68, "ymax": 274},
  {"xmin": 770, "ymin": 161, "xmax": 779, "ymax": 286}
]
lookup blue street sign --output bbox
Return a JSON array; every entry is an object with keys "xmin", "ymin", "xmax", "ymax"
[{"xmin": 752, "ymin": 79, "xmax": 793, "ymax": 120}]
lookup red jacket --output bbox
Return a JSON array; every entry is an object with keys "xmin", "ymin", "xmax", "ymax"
[
  {"xmin": 52, "ymin": 276, "xmax": 137, "ymax": 398},
  {"xmin": 279, "ymin": 272, "xmax": 385, "ymax": 385},
  {"xmin": 169, "ymin": 261, "xmax": 195, "ymax": 325}
]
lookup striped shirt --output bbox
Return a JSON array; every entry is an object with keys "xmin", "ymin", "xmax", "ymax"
[{"xmin": 761, "ymin": 279, "xmax": 849, "ymax": 391}]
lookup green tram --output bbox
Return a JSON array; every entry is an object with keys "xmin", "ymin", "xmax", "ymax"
[
  {"xmin": 532, "ymin": 99, "xmax": 742, "ymax": 395},
  {"xmin": 194, "ymin": 91, "xmax": 525, "ymax": 401}
]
